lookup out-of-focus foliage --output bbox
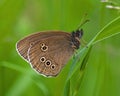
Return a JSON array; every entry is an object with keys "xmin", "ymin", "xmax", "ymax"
[{"xmin": 0, "ymin": 0, "xmax": 120, "ymax": 96}]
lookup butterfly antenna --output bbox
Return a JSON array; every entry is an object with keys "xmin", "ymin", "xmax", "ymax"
[
  {"xmin": 77, "ymin": 13, "xmax": 89, "ymax": 30},
  {"xmin": 75, "ymin": 13, "xmax": 89, "ymax": 48}
]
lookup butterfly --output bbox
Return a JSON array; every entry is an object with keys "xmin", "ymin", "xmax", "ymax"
[{"xmin": 16, "ymin": 29, "xmax": 83, "ymax": 77}]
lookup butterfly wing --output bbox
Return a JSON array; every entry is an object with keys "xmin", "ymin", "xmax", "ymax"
[
  {"xmin": 16, "ymin": 31, "xmax": 70, "ymax": 61},
  {"xmin": 27, "ymin": 34, "xmax": 75, "ymax": 77}
]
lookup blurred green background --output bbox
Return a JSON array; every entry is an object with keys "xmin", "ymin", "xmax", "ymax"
[{"xmin": 0, "ymin": 0, "xmax": 120, "ymax": 96}]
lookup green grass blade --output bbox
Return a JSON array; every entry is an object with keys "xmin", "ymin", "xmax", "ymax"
[
  {"xmin": 63, "ymin": 46, "xmax": 92, "ymax": 96},
  {"xmin": 80, "ymin": 46, "xmax": 92, "ymax": 71},
  {"xmin": 92, "ymin": 16, "xmax": 120, "ymax": 45},
  {"xmin": 72, "ymin": 47, "xmax": 92, "ymax": 96},
  {"xmin": 63, "ymin": 79, "xmax": 70, "ymax": 96},
  {"xmin": 67, "ymin": 46, "xmax": 91, "ymax": 81}
]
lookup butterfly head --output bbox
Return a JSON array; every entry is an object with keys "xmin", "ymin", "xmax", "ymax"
[{"xmin": 71, "ymin": 29, "xmax": 83, "ymax": 49}]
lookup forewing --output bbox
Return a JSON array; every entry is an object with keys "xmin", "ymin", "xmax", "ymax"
[{"xmin": 16, "ymin": 31, "xmax": 70, "ymax": 61}]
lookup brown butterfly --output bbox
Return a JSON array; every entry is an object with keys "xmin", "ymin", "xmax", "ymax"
[{"xmin": 16, "ymin": 29, "xmax": 83, "ymax": 77}]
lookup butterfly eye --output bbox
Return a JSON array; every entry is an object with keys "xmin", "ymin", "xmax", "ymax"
[
  {"xmin": 41, "ymin": 45, "xmax": 48, "ymax": 51},
  {"xmin": 40, "ymin": 57, "xmax": 46, "ymax": 62},
  {"xmin": 45, "ymin": 60, "xmax": 51, "ymax": 66},
  {"xmin": 51, "ymin": 65, "xmax": 55, "ymax": 70}
]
